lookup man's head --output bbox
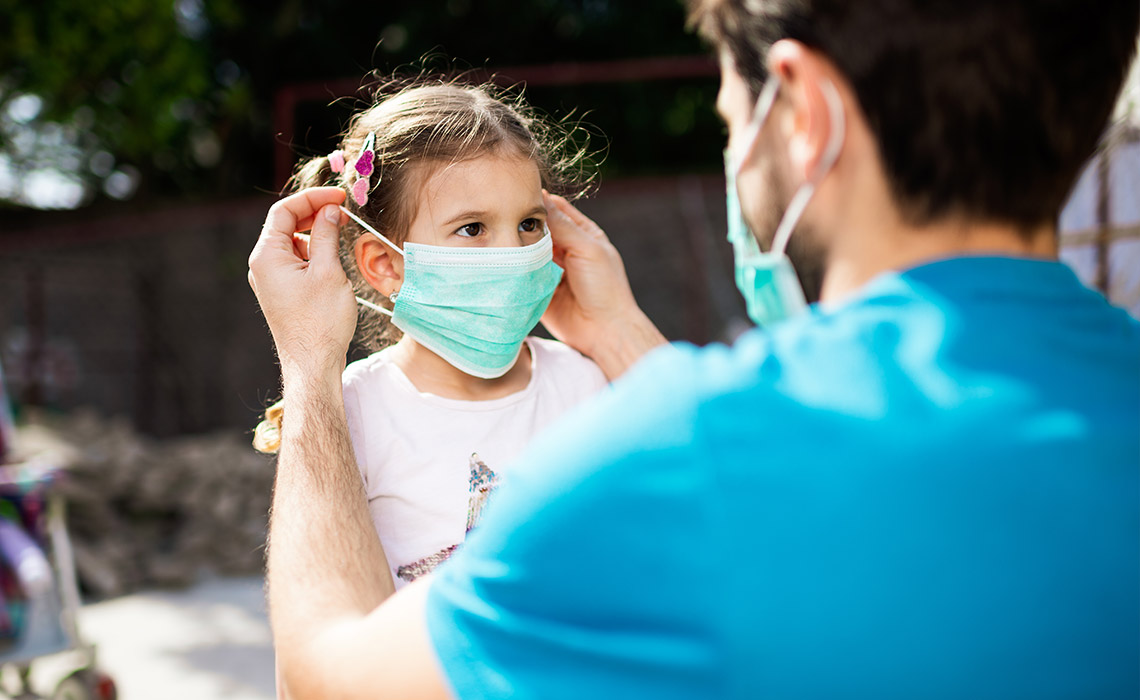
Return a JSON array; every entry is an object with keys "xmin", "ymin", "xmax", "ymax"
[{"xmin": 693, "ymin": 0, "xmax": 1140, "ymax": 298}]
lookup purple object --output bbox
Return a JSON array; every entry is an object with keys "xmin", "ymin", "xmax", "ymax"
[
  {"xmin": 355, "ymin": 149, "xmax": 374, "ymax": 177},
  {"xmin": 0, "ymin": 519, "xmax": 51, "ymax": 593}
]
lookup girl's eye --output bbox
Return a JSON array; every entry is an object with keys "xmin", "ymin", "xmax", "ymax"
[
  {"xmin": 519, "ymin": 218, "xmax": 540, "ymax": 233},
  {"xmin": 456, "ymin": 223, "xmax": 483, "ymax": 238}
]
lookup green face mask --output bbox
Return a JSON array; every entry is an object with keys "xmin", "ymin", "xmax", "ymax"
[
  {"xmin": 725, "ymin": 141, "xmax": 808, "ymax": 327},
  {"xmin": 342, "ymin": 207, "xmax": 563, "ymax": 378},
  {"xmin": 725, "ymin": 76, "xmax": 846, "ymax": 328}
]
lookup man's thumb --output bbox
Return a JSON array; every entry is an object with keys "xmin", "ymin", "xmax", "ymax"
[
  {"xmin": 310, "ymin": 205, "xmax": 343, "ymax": 265},
  {"xmin": 544, "ymin": 199, "xmax": 586, "ymax": 251}
]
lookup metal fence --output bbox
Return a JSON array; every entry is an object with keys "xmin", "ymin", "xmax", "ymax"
[
  {"xmin": 1, "ymin": 60, "xmax": 1136, "ymax": 436},
  {"xmin": 1058, "ymin": 134, "xmax": 1140, "ymax": 317},
  {"xmin": 0, "ymin": 176, "xmax": 742, "ymax": 436}
]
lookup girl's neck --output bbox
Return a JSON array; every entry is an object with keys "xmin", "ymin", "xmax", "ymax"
[{"xmin": 388, "ymin": 336, "xmax": 533, "ymax": 401}]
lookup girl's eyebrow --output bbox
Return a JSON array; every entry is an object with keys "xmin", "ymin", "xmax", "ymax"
[
  {"xmin": 441, "ymin": 209, "xmax": 491, "ymax": 226},
  {"xmin": 440, "ymin": 205, "xmax": 547, "ymax": 227}
]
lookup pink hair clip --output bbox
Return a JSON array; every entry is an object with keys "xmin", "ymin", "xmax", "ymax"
[
  {"xmin": 328, "ymin": 150, "xmax": 345, "ymax": 173},
  {"xmin": 351, "ymin": 131, "xmax": 377, "ymax": 206},
  {"xmin": 352, "ymin": 179, "xmax": 370, "ymax": 207}
]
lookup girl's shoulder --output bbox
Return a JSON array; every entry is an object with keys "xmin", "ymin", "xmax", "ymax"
[
  {"xmin": 528, "ymin": 337, "xmax": 607, "ymax": 391},
  {"xmin": 342, "ymin": 347, "xmax": 403, "ymax": 393}
]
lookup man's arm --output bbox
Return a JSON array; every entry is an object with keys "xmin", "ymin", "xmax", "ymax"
[
  {"xmin": 270, "ymin": 371, "xmax": 449, "ymax": 699},
  {"xmin": 541, "ymin": 192, "xmax": 667, "ymax": 380},
  {"xmin": 248, "ymin": 186, "xmax": 665, "ymax": 699},
  {"xmin": 249, "ymin": 188, "xmax": 450, "ymax": 700}
]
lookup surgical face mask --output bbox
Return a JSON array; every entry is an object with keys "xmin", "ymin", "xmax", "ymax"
[
  {"xmin": 724, "ymin": 76, "xmax": 846, "ymax": 327},
  {"xmin": 341, "ymin": 207, "xmax": 563, "ymax": 379}
]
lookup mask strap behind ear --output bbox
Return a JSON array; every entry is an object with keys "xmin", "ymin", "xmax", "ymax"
[
  {"xmin": 339, "ymin": 206, "xmax": 400, "ymax": 318},
  {"xmin": 770, "ymin": 79, "xmax": 846, "ymax": 256},
  {"xmin": 340, "ymin": 206, "xmax": 405, "ymax": 258},
  {"xmin": 355, "ymin": 295, "xmax": 393, "ymax": 317},
  {"xmin": 734, "ymin": 78, "xmax": 782, "ymax": 174},
  {"xmin": 752, "ymin": 77, "xmax": 781, "ymax": 127}
]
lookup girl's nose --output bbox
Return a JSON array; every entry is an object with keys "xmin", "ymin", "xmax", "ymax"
[{"xmin": 488, "ymin": 227, "xmax": 525, "ymax": 248}]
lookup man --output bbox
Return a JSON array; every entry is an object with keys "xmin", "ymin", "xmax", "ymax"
[{"xmin": 247, "ymin": 1, "xmax": 1140, "ymax": 697}]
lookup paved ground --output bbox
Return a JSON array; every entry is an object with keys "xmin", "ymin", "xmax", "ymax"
[{"xmin": 76, "ymin": 576, "xmax": 275, "ymax": 700}]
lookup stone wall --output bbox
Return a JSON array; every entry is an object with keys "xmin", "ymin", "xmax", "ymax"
[{"xmin": 14, "ymin": 410, "xmax": 275, "ymax": 597}]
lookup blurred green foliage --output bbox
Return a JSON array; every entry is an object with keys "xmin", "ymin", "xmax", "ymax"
[{"xmin": 0, "ymin": 0, "xmax": 722, "ymax": 208}]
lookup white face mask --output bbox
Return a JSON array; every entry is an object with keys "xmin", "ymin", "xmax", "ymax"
[{"xmin": 724, "ymin": 75, "xmax": 846, "ymax": 327}]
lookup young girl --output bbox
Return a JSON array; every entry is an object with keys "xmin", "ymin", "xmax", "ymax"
[{"xmin": 255, "ymin": 80, "xmax": 607, "ymax": 589}]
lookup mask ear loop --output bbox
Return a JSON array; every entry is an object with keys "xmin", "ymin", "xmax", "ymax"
[
  {"xmin": 339, "ymin": 205, "xmax": 405, "ymax": 317},
  {"xmin": 355, "ymin": 295, "xmax": 394, "ymax": 317},
  {"xmin": 733, "ymin": 78, "xmax": 781, "ymax": 179},
  {"xmin": 340, "ymin": 206, "xmax": 405, "ymax": 258},
  {"xmin": 769, "ymin": 79, "xmax": 847, "ymax": 256}
]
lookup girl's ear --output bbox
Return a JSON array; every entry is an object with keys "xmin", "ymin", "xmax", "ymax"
[{"xmin": 354, "ymin": 236, "xmax": 404, "ymax": 297}]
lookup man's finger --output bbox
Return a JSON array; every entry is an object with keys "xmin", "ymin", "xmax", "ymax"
[
  {"xmin": 294, "ymin": 215, "xmax": 318, "ymax": 233},
  {"xmin": 544, "ymin": 191, "xmax": 605, "ymax": 239},
  {"xmin": 309, "ymin": 205, "xmax": 344, "ymax": 267},
  {"xmin": 544, "ymin": 194, "xmax": 597, "ymax": 252},
  {"xmin": 293, "ymin": 233, "xmax": 311, "ymax": 261},
  {"xmin": 262, "ymin": 187, "xmax": 347, "ymax": 242}
]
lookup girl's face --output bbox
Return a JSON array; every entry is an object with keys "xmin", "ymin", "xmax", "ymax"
[{"xmin": 403, "ymin": 151, "xmax": 547, "ymax": 249}]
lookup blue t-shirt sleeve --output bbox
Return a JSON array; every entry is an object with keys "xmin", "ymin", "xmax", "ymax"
[{"xmin": 425, "ymin": 345, "xmax": 726, "ymax": 700}]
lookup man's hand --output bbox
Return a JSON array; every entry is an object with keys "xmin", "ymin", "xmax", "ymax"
[
  {"xmin": 251, "ymin": 188, "xmax": 449, "ymax": 700},
  {"xmin": 248, "ymin": 187, "xmax": 355, "ymax": 381},
  {"xmin": 542, "ymin": 191, "xmax": 667, "ymax": 380}
]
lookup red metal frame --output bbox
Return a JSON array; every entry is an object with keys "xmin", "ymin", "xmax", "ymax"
[{"xmin": 272, "ymin": 55, "xmax": 718, "ymax": 189}]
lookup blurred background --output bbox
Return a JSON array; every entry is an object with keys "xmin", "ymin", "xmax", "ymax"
[{"xmin": 0, "ymin": 2, "xmax": 1136, "ymax": 698}]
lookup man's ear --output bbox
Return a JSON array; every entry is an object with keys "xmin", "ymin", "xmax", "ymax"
[
  {"xmin": 767, "ymin": 40, "xmax": 847, "ymax": 183},
  {"xmin": 354, "ymin": 236, "xmax": 404, "ymax": 297}
]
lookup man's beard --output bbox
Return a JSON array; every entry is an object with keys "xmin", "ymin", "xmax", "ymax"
[{"xmin": 750, "ymin": 159, "xmax": 827, "ymax": 304}]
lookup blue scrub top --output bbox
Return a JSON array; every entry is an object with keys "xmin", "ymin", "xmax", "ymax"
[{"xmin": 426, "ymin": 256, "xmax": 1140, "ymax": 699}]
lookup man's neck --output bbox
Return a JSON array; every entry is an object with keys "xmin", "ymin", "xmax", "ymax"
[{"xmin": 819, "ymin": 212, "xmax": 1058, "ymax": 304}]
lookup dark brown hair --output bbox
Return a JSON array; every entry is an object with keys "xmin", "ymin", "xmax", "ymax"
[{"xmin": 689, "ymin": 0, "xmax": 1140, "ymax": 231}]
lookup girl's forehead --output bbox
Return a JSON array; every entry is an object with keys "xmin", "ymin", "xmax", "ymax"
[
  {"xmin": 414, "ymin": 153, "xmax": 544, "ymax": 220},
  {"xmin": 424, "ymin": 152, "xmax": 541, "ymax": 192}
]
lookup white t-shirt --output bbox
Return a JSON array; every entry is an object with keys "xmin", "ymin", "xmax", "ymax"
[{"xmin": 342, "ymin": 337, "xmax": 608, "ymax": 589}]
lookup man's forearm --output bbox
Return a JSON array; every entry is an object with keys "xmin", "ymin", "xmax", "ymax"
[{"xmin": 267, "ymin": 365, "xmax": 396, "ymax": 691}]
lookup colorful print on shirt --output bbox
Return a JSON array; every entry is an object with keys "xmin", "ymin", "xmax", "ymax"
[{"xmin": 396, "ymin": 453, "xmax": 500, "ymax": 583}]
